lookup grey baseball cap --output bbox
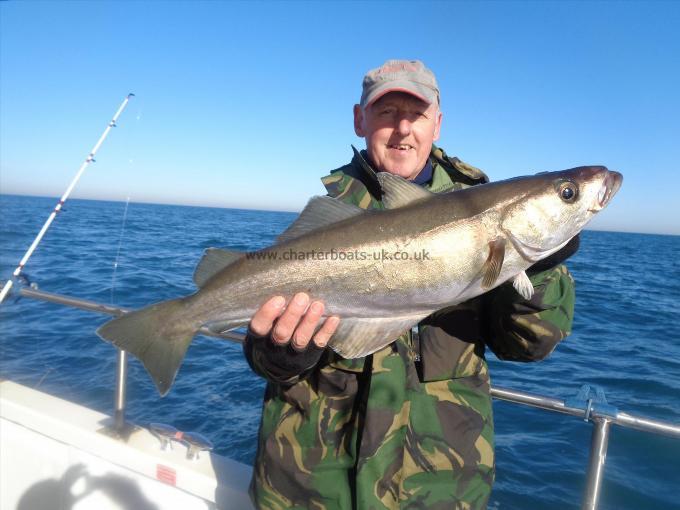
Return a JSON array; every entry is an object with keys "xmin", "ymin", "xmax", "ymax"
[{"xmin": 360, "ymin": 59, "xmax": 439, "ymax": 108}]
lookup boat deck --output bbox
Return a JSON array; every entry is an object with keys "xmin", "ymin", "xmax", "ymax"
[{"xmin": 0, "ymin": 380, "xmax": 253, "ymax": 510}]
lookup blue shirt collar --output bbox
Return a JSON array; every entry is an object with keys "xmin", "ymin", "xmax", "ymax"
[{"xmin": 412, "ymin": 159, "xmax": 433, "ymax": 186}]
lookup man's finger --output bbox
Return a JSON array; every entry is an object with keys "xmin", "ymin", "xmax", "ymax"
[
  {"xmin": 291, "ymin": 301, "xmax": 325, "ymax": 350},
  {"xmin": 313, "ymin": 316, "xmax": 340, "ymax": 348},
  {"xmin": 249, "ymin": 295, "xmax": 286, "ymax": 336},
  {"xmin": 272, "ymin": 292, "xmax": 310, "ymax": 344}
]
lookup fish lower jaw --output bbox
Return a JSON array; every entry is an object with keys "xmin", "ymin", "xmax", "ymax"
[
  {"xmin": 504, "ymin": 231, "xmax": 545, "ymax": 263},
  {"xmin": 594, "ymin": 170, "xmax": 622, "ymax": 209},
  {"xmin": 505, "ymin": 231, "xmax": 569, "ymax": 263},
  {"xmin": 587, "ymin": 200, "xmax": 609, "ymax": 213}
]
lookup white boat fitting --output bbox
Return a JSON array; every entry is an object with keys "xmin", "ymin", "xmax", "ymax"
[{"xmin": 0, "ymin": 380, "xmax": 253, "ymax": 510}]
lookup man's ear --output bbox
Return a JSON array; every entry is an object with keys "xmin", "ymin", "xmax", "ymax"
[
  {"xmin": 433, "ymin": 110, "xmax": 442, "ymax": 142},
  {"xmin": 353, "ymin": 104, "xmax": 365, "ymax": 137}
]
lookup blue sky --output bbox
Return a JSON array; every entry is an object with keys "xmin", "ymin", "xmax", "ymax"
[{"xmin": 1, "ymin": 1, "xmax": 678, "ymax": 235}]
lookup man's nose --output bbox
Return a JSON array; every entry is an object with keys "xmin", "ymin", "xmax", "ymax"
[{"xmin": 395, "ymin": 117, "xmax": 412, "ymax": 136}]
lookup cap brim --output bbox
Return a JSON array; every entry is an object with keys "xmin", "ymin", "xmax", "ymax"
[{"xmin": 362, "ymin": 80, "xmax": 437, "ymax": 108}]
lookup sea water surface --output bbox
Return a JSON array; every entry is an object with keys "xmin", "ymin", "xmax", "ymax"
[{"xmin": 0, "ymin": 194, "xmax": 678, "ymax": 510}]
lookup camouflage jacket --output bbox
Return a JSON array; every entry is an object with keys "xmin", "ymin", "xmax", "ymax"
[{"xmin": 244, "ymin": 146, "xmax": 576, "ymax": 510}]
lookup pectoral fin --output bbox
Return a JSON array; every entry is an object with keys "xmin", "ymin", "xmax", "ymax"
[{"xmin": 481, "ymin": 238, "xmax": 506, "ymax": 289}]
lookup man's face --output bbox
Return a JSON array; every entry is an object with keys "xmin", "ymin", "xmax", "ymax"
[{"xmin": 354, "ymin": 92, "xmax": 442, "ymax": 180}]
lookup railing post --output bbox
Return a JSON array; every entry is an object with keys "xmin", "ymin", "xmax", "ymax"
[
  {"xmin": 582, "ymin": 417, "xmax": 612, "ymax": 510},
  {"xmin": 114, "ymin": 349, "xmax": 128, "ymax": 431}
]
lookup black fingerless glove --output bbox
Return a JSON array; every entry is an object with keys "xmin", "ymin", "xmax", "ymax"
[{"xmin": 243, "ymin": 329, "xmax": 326, "ymax": 385}]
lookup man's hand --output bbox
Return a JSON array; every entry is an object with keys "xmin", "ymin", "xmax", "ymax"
[{"xmin": 249, "ymin": 293, "xmax": 340, "ymax": 350}]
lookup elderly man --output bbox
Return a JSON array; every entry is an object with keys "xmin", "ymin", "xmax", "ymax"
[{"xmin": 244, "ymin": 60, "xmax": 575, "ymax": 510}]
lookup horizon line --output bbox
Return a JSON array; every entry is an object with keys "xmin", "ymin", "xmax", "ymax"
[{"xmin": 1, "ymin": 191, "xmax": 677, "ymax": 238}]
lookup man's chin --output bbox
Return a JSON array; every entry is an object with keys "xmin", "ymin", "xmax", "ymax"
[{"xmin": 383, "ymin": 165, "xmax": 419, "ymax": 180}]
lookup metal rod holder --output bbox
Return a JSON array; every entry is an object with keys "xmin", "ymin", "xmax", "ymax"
[
  {"xmin": 582, "ymin": 418, "xmax": 611, "ymax": 510},
  {"xmin": 114, "ymin": 349, "xmax": 128, "ymax": 431}
]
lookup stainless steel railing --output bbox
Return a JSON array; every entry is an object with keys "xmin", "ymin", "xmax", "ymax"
[
  {"xmin": 489, "ymin": 386, "xmax": 680, "ymax": 509},
  {"xmin": 10, "ymin": 285, "xmax": 680, "ymax": 510}
]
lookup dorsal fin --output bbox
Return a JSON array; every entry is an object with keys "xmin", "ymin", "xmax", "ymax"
[
  {"xmin": 193, "ymin": 248, "xmax": 242, "ymax": 287},
  {"xmin": 376, "ymin": 172, "xmax": 434, "ymax": 209},
  {"xmin": 276, "ymin": 196, "xmax": 364, "ymax": 243}
]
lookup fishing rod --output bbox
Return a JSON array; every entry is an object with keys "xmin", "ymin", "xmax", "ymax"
[{"xmin": 0, "ymin": 93, "xmax": 135, "ymax": 304}]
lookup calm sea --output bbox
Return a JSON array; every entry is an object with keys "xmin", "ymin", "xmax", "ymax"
[{"xmin": 0, "ymin": 194, "xmax": 678, "ymax": 510}]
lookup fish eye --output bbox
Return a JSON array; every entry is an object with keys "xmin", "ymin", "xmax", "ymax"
[{"xmin": 558, "ymin": 181, "xmax": 578, "ymax": 202}]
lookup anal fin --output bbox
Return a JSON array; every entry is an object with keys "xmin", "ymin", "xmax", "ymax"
[
  {"xmin": 203, "ymin": 318, "xmax": 249, "ymax": 334},
  {"xmin": 328, "ymin": 314, "xmax": 429, "ymax": 359}
]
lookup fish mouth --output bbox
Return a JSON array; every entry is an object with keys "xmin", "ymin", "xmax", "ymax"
[{"xmin": 590, "ymin": 170, "xmax": 623, "ymax": 212}]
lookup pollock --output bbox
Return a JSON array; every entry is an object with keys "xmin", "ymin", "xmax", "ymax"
[{"xmin": 97, "ymin": 166, "xmax": 622, "ymax": 395}]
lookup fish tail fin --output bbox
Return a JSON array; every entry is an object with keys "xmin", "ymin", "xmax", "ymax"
[{"xmin": 97, "ymin": 298, "xmax": 199, "ymax": 396}]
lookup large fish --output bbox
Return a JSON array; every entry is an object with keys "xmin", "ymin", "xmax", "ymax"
[{"xmin": 97, "ymin": 166, "xmax": 622, "ymax": 395}]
